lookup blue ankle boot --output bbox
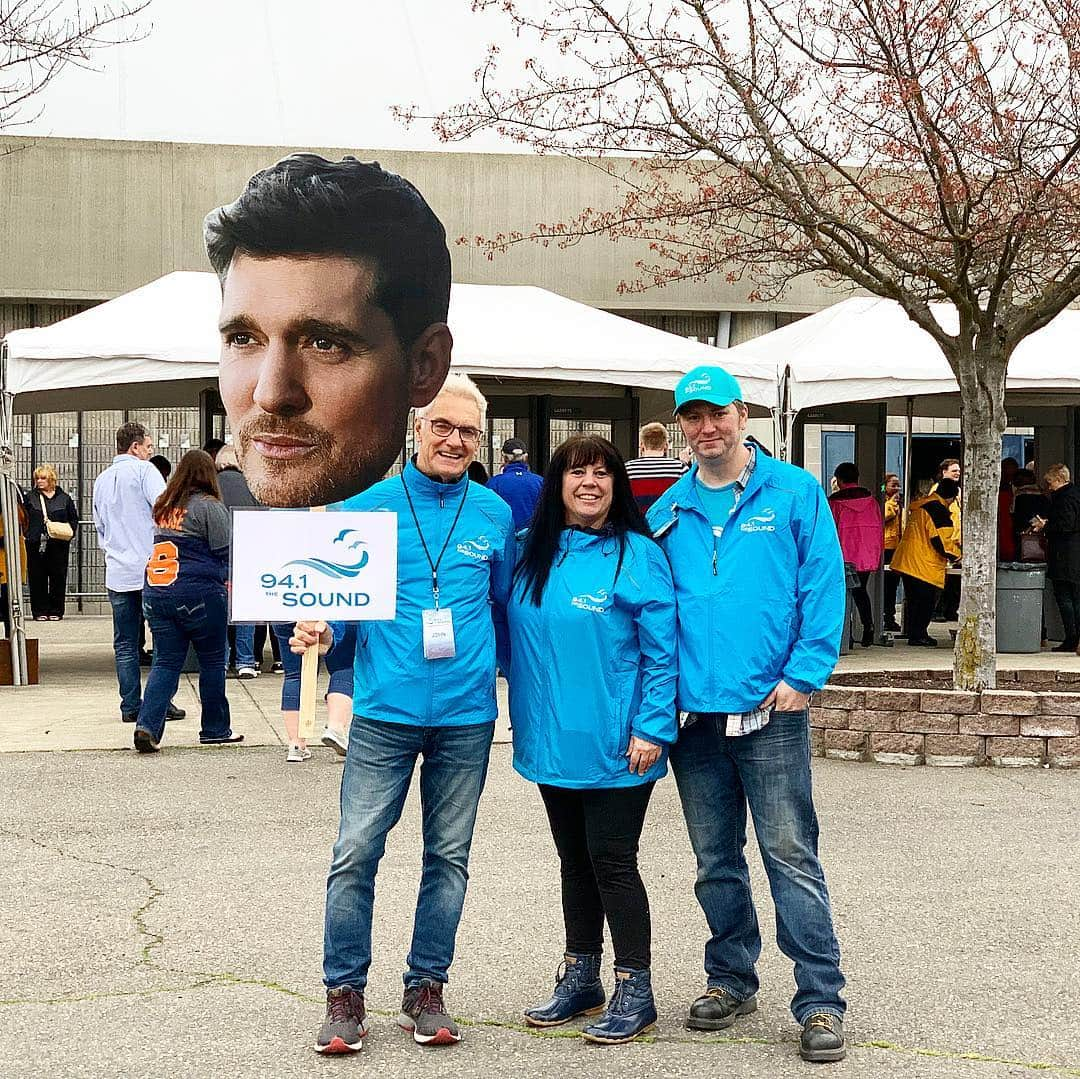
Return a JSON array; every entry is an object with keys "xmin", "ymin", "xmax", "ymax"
[
  {"xmin": 524, "ymin": 953, "xmax": 605, "ymax": 1027},
  {"xmin": 581, "ymin": 967, "xmax": 657, "ymax": 1044}
]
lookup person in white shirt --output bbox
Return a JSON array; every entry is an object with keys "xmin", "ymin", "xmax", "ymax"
[{"xmin": 92, "ymin": 422, "xmax": 184, "ymax": 724}]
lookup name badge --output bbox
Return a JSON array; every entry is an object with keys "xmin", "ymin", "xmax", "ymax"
[{"xmin": 422, "ymin": 608, "xmax": 457, "ymax": 660}]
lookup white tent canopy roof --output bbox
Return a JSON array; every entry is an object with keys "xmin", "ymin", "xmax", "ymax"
[
  {"xmin": 2, "ymin": 271, "xmax": 778, "ymax": 408},
  {"xmin": 726, "ymin": 296, "xmax": 1080, "ymax": 411}
]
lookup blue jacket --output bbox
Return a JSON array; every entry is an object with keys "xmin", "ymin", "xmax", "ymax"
[
  {"xmin": 332, "ymin": 460, "xmax": 515, "ymax": 727},
  {"xmin": 507, "ymin": 528, "xmax": 678, "ymax": 788},
  {"xmin": 646, "ymin": 453, "xmax": 844, "ymax": 713},
  {"xmin": 487, "ymin": 462, "xmax": 543, "ymax": 529}
]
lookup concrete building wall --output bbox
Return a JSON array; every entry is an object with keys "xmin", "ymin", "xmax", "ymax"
[{"xmin": 0, "ymin": 136, "xmax": 843, "ymax": 312}]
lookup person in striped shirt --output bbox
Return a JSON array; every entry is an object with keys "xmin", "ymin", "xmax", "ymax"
[{"xmin": 624, "ymin": 423, "xmax": 687, "ymax": 511}]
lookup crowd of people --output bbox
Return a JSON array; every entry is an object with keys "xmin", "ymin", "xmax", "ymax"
[{"xmin": 824, "ymin": 454, "xmax": 1080, "ymax": 651}]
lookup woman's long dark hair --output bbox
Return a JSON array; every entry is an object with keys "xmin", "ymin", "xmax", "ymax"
[
  {"xmin": 514, "ymin": 434, "xmax": 653, "ymax": 606},
  {"xmin": 153, "ymin": 449, "xmax": 222, "ymax": 525}
]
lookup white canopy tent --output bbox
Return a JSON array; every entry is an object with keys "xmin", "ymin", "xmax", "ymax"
[
  {"xmin": 726, "ymin": 295, "xmax": 1080, "ymax": 412},
  {"xmin": 2, "ymin": 271, "xmax": 779, "ymax": 410}
]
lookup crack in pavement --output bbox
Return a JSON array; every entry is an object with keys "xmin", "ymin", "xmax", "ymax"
[{"xmin": 2, "ymin": 825, "xmax": 1078, "ymax": 1076}]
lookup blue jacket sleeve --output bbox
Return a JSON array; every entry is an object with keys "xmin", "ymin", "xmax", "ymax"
[
  {"xmin": 491, "ymin": 511, "xmax": 516, "ymax": 673},
  {"xmin": 782, "ymin": 482, "xmax": 845, "ymax": 695},
  {"xmin": 629, "ymin": 541, "xmax": 679, "ymax": 746}
]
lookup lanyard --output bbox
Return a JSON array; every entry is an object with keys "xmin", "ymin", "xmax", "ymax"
[{"xmin": 400, "ymin": 473, "xmax": 469, "ymax": 609}]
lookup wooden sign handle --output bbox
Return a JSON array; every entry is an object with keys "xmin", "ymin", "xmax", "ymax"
[{"xmin": 298, "ymin": 645, "xmax": 319, "ymax": 740}]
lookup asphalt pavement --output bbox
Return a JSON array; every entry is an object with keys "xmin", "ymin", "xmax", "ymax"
[{"xmin": 1, "ymin": 618, "xmax": 1078, "ymax": 1078}]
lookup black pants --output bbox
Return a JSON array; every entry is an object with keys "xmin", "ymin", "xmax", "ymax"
[
  {"xmin": 902, "ymin": 574, "xmax": 939, "ymax": 641},
  {"xmin": 26, "ymin": 540, "xmax": 70, "ymax": 618},
  {"xmin": 940, "ymin": 573, "xmax": 961, "ymax": 620},
  {"xmin": 539, "ymin": 782, "xmax": 654, "ymax": 970},
  {"xmin": 853, "ymin": 571, "xmax": 873, "ymax": 640},
  {"xmin": 884, "ymin": 550, "xmax": 901, "ymax": 626},
  {"xmin": 1052, "ymin": 579, "xmax": 1080, "ymax": 647}
]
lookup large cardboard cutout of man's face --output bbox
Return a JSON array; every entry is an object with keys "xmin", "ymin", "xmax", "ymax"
[{"xmin": 208, "ymin": 157, "xmax": 451, "ymax": 507}]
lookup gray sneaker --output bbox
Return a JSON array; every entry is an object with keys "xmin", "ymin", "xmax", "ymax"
[
  {"xmin": 321, "ymin": 726, "xmax": 348, "ymax": 756},
  {"xmin": 286, "ymin": 744, "xmax": 311, "ymax": 763},
  {"xmin": 398, "ymin": 979, "xmax": 461, "ymax": 1045},
  {"xmin": 315, "ymin": 986, "xmax": 367, "ymax": 1054}
]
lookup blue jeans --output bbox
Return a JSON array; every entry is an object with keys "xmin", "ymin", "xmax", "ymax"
[
  {"xmin": 137, "ymin": 586, "xmax": 233, "ymax": 743},
  {"xmin": 670, "ymin": 709, "xmax": 846, "ymax": 1022},
  {"xmin": 108, "ymin": 588, "xmax": 144, "ymax": 715},
  {"xmin": 271, "ymin": 623, "xmax": 356, "ymax": 711},
  {"xmin": 323, "ymin": 716, "xmax": 495, "ymax": 991},
  {"xmin": 231, "ymin": 624, "xmax": 257, "ymax": 670}
]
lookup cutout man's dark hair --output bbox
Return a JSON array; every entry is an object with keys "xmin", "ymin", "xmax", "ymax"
[{"xmin": 204, "ymin": 154, "xmax": 451, "ymax": 349}]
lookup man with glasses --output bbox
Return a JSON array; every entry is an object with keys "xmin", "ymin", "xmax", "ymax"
[
  {"xmin": 647, "ymin": 366, "xmax": 849, "ymax": 1063},
  {"xmin": 291, "ymin": 373, "xmax": 514, "ymax": 1054}
]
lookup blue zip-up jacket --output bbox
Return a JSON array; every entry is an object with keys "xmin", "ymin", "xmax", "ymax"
[
  {"xmin": 487, "ymin": 461, "xmax": 544, "ymax": 529},
  {"xmin": 507, "ymin": 528, "xmax": 678, "ymax": 788},
  {"xmin": 646, "ymin": 452, "xmax": 844, "ymax": 713},
  {"xmin": 332, "ymin": 460, "xmax": 515, "ymax": 727}
]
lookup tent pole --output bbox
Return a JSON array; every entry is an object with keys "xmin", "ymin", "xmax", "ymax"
[
  {"xmin": 904, "ymin": 396, "xmax": 915, "ymax": 500},
  {"xmin": 1, "ymin": 370, "xmax": 29, "ymax": 686}
]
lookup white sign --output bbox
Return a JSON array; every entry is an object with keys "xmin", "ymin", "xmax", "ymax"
[{"xmin": 230, "ymin": 509, "xmax": 397, "ymax": 623}]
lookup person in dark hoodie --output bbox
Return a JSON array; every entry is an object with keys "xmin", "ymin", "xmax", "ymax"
[
  {"xmin": 828, "ymin": 462, "xmax": 884, "ymax": 647},
  {"xmin": 1031, "ymin": 464, "xmax": 1080, "ymax": 653}
]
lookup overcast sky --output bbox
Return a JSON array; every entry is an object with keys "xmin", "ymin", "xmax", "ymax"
[{"xmin": 16, "ymin": 0, "xmax": 526, "ymax": 152}]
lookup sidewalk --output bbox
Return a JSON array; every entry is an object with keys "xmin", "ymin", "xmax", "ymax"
[{"xmin": 3, "ymin": 616, "xmax": 512, "ymax": 753}]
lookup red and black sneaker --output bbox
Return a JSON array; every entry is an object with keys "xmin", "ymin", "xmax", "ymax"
[
  {"xmin": 315, "ymin": 986, "xmax": 367, "ymax": 1054},
  {"xmin": 398, "ymin": 979, "xmax": 461, "ymax": 1046}
]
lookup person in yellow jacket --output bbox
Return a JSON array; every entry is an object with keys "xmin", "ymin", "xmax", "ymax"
[
  {"xmin": 930, "ymin": 459, "xmax": 962, "ymax": 620},
  {"xmin": 890, "ymin": 478, "xmax": 961, "ymax": 647},
  {"xmin": 882, "ymin": 473, "xmax": 903, "ymax": 632}
]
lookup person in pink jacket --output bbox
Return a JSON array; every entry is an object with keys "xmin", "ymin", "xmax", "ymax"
[{"xmin": 828, "ymin": 462, "xmax": 885, "ymax": 647}]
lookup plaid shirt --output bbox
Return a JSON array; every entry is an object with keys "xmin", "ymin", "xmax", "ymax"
[{"xmin": 678, "ymin": 445, "xmax": 775, "ymax": 738}]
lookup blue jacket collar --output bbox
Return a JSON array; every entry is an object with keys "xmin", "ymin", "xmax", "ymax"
[
  {"xmin": 668, "ymin": 444, "xmax": 767, "ymax": 515},
  {"xmin": 403, "ymin": 458, "xmax": 469, "ymax": 500},
  {"xmin": 503, "ymin": 461, "xmax": 531, "ymax": 475}
]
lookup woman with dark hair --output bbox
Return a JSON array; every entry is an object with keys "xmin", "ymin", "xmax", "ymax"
[
  {"xmin": 134, "ymin": 449, "xmax": 241, "ymax": 753},
  {"xmin": 508, "ymin": 435, "xmax": 677, "ymax": 1045}
]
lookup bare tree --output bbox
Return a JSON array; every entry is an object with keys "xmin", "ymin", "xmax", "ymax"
[
  {"xmin": 422, "ymin": 0, "xmax": 1080, "ymax": 690},
  {"xmin": 1, "ymin": 0, "xmax": 150, "ymax": 128}
]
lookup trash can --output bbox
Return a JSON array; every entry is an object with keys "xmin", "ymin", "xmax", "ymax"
[
  {"xmin": 840, "ymin": 562, "xmax": 859, "ymax": 655},
  {"xmin": 996, "ymin": 562, "xmax": 1046, "ymax": 653}
]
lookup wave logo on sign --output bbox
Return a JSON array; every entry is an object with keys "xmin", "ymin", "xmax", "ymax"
[
  {"xmin": 282, "ymin": 529, "xmax": 371, "ymax": 578},
  {"xmin": 260, "ymin": 529, "xmax": 373, "ymax": 609},
  {"xmin": 571, "ymin": 589, "xmax": 610, "ymax": 614}
]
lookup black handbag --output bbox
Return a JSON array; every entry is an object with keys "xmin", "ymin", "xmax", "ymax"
[{"xmin": 1018, "ymin": 532, "xmax": 1048, "ymax": 563}]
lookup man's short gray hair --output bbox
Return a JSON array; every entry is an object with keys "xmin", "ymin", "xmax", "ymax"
[{"xmin": 417, "ymin": 371, "xmax": 488, "ymax": 427}]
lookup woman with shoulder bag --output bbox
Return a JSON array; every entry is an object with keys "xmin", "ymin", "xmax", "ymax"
[
  {"xmin": 507, "ymin": 435, "xmax": 678, "ymax": 1046},
  {"xmin": 23, "ymin": 464, "xmax": 78, "ymax": 621}
]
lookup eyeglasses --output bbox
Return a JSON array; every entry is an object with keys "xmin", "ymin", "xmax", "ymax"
[{"xmin": 423, "ymin": 418, "xmax": 482, "ymax": 446}]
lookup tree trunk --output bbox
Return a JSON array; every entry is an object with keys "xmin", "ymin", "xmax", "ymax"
[{"xmin": 953, "ymin": 337, "xmax": 1009, "ymax": 691}]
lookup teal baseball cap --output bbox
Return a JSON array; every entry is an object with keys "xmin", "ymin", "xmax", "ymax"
[{"xmin": 673, "ymin": 365, "xmax": 744, "ymax": 415}]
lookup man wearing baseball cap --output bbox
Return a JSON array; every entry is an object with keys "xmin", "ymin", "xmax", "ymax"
[
  {"xmin": 486, "ymin": 437, "xmax": 543, "ymax": 529},
  {"xmin": 646, "ymin": 365, "xmax": 848, "ymax": 1062}
]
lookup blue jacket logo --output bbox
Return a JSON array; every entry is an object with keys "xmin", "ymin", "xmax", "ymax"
[
  {"xmin": 571, "ymin": 589, "xmax": 609, "ymax": 613},
  {"xmin": 457, "ymin": 536, "xmax": 492, "ymax": 561},
  {"xmin": 740, "ymin": 508, "xmax": 777, "ymax": 533}
]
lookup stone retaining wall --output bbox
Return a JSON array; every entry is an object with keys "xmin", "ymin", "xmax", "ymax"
[{"xmin": 811, "ymin": 672, "xmax": 1080, "ymax": 768}]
